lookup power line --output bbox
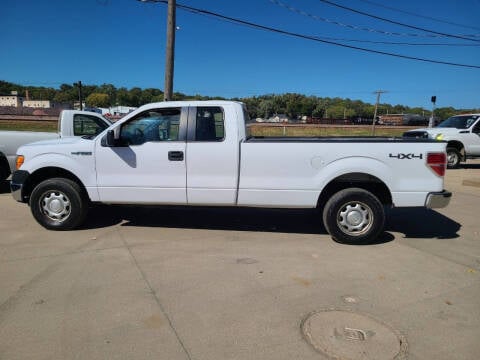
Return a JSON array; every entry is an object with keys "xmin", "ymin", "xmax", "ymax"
[
  {"xmin": 270, "ymin": 0, "xmax": 480, "ymax": 40},
  {"xmin": 317, "ymin": 0, "xmax": 480, "ymax": 42},
  {"xmin": 357, "ymin": 0, "xmax": 480, "ymax": 32},
  {"xmin": 197, "ymin": 2, "xmax": 478, "ymax": 46},
  {"xmin": 138, "ymin": 0, "xmax": 480, "ymax": 69},
  {"xmin": 319, "ymin": 38, "xmax": 479, "ymax": 47}
]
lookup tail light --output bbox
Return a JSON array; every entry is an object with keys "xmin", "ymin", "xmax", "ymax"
[{"xmin": 427, "ymin": 152, "xmax": 446, "ymax": 177}]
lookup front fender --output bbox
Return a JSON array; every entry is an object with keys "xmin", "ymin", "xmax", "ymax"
[{"xmin": 20, "ymin": 152, "xmax": 97, "ymax": 196}]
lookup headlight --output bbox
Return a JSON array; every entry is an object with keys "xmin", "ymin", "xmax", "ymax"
[{"xmin": 435, "ymin": 134, "xmax": 444, "ymax": 140}]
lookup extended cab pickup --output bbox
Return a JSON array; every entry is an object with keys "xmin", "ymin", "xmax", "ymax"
[
  {"xmin": 404, "ymin": 113, "xmax": 480, "ymax": 168},
  {"xmin": 0, "ymin": 110, "xmax": 110, "ymax": 180},
  {"xmin": 11, "ymin": 100, "xmax": 451, "ymax": 244}
]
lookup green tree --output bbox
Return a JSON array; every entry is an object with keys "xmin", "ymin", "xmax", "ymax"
[
  {"xmin": 54, "ymin": 83, "xmax": 77, "ymax": 103},
  {"xmin": 86, "ymin": 93, "xmax": 110, "ymax": 107},
  {"xmin": 435, "ymin": 107, "xmax": 457, "ymax": 121},
  {"xmin": 312, "ymin": 104, "xmax": 325, "ymax": 118},
  {"xmin": 128, "ymin": 87, "xmax": 142, "ymax": 107},
  {"xmin": 116, "ymin": 87, "xmax": 130, "ymax": 106},
  {"xmin": 299, "ymin": 96, "xmax": 317, "ymax": 117},
  {"xmin": 258, "ymin": 99, "xmax": 275, "ymax": 119},
  {"xmin": 284, "ymin": 93, "xmax": 304, "ymax": 118}
]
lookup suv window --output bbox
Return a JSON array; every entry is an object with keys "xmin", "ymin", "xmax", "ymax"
[
  {"xmin": 73, "ymin": 114, "xmax": 109, "ymax": 136},
  {"xmin": 120, "ymin": 108, "xmax": 181, "ymax": 145},
  {"xmin": 195, "ymin": 107, "xmax": 224, "ymax": 141}
]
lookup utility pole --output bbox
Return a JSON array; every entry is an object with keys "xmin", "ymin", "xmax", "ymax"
[
  {"xmin": 164, "ymin": 0, "xmax": 176, "ymax": 101},
  {"xmin": 75, "ymin": 81, "xmax": 83, "ymax": 110},
  {"xmin": 371, "ymin": 90, "xmax": 387, "ymax": 135},
  {"xmin": 429, "ymin": 96, "xmax": 436, "ymax": 127}
]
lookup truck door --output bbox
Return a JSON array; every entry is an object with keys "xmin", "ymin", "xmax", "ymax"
[
  {"xmin": 468, "ymin": 119, "xmax": 480, "ymax": 155},
  {"xmin": 186, "ymin": 105, "xmax": 239, "ymax": 205},
  {"xmin": 94, "ymin": 107, "xmax": 188, "ymax": 204}
]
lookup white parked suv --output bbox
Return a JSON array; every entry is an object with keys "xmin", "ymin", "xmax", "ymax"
[{"xmin": 404, "ymin": 114, "xmax": 480, "ymax": 168}]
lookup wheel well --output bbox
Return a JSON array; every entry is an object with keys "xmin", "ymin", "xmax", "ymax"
[
  {"xmin": 447, "ymin": 141, "xmax": 465, "ymax": 156},
  {"xmin": 23, "ymin": 167, "xmax": 89, "ymax": 202},
  {"xmin": 317, "ymin": 172, "xmax": 392, "ymax": 209}
]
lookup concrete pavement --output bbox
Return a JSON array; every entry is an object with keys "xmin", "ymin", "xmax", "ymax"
[{"xmin": 0, "ymin": 161, "xmax": 479, "ymax": 360}]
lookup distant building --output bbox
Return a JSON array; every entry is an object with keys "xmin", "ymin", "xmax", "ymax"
[
  {"xmin": 266, "ymin": 114, "xmax": 290, "ymax": 123},
  {"xmin": 0, "ymin": 94, "xmax": 23, "ymax": 107},
  {"xmin": 108, "ymin": 106, "xmax": 137, "ymax": 116},
  {"xmin": 0, "ymin": 90, "xmax": 54, "ymax": 109},
  {"xmin": 23, "ymin": 100, "xmax": 51, "ymax": 108},
  {"xmin": 73, "ymin": 101, "xmax": 86, "ymax": 110}
]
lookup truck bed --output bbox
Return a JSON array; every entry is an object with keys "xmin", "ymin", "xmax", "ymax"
[{"xmin": 245, "ymin": 136, "xmax": 440, "ymax": 143}]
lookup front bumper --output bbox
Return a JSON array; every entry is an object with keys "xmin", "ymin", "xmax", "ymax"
[
  {"xmin": 425, "ymin": 190, "xmax": 452, "ymax": 209},
  {"xmin": 11, "ymin": 170, "xmax": 30, "ymax": 202}
]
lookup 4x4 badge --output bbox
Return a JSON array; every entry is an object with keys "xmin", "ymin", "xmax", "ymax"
[{"xmin": 389, "ymin": 153, "xmax": 423, "ymax": 159}]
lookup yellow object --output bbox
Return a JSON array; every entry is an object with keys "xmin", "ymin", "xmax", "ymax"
[{"xmin": 15, "ymin": 155, "xmax": 24, "ymax": 170}]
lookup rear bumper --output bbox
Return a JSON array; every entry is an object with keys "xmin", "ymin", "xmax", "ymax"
[
  {"xmin": 11, "ymin": 170, "xmax": 30, "ymax": 202},
  {"xmin": 425, "ymin": 190, "xmax": 452, "ymax": 209}
]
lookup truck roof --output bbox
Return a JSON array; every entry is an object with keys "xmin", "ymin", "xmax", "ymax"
[{"xmin": 136, "ymin": 100, "xmax": 244, "ymax": 109}]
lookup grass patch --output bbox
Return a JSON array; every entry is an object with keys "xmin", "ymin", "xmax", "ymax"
[
  {"xmin": 248, "ymin": 124, "xmax": 407, "ymax": 137},
  {"xmin": 0, "ymin": 121, "xmax": 57, "ymax": 132}
]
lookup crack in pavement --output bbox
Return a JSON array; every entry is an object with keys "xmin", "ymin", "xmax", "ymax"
[{"xmin": 116, "ymin": 227, "xmax": 193, "ymax": 360}]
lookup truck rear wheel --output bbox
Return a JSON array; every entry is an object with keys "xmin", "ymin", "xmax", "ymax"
[
  {"xmin": 322, "ymin": 188, "xmax": 385, "ymax": 244},
  {"xmin": 446, "ymin": 147, "xmax": 461, "ymax": 169},
  {"xmin": 30, "ymin": 178, "xmax": 88, "ymax": 230}
]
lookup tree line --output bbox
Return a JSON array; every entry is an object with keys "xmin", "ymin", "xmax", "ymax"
[{"xmin": 1, "ymin": 80, "xmax": 474, "ymax": 121}]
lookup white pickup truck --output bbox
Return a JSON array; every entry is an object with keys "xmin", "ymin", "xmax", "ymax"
[
  {"xmin": 404, "ymin": 113, "xmax": 480, "ymax": 168},
  {"xmin": 0, "ymin": 110, "xmax": 111, "ymax": 180},
  {"xmin": 11, "ymin": 100, "xmax": 451, "ymax": 244}
]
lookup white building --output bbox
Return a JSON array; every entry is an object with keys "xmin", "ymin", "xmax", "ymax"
[
  {"xmin": 0, "ymin": 95, "xmax": 23, "ymax": 107},
  {"xmin": 107, "ymin": 105, "xmax": 137, "ymax": 115},
  {"xmin": 23, "ymin": 100, "xmax": 51, "ymax": 108}
]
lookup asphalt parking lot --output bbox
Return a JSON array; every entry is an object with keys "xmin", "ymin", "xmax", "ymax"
[{"xmin": 0, "ymin": 162, "xmax": 479, "ymax": 360}]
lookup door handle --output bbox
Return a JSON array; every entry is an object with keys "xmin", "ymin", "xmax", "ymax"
[{"xmin": 168, "ymin": 151, "xmax": 184, "ymax": 161}]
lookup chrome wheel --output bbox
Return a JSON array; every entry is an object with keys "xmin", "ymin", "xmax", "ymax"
[
  {"xmin": 30, "ymin": 178, "xmax": 88, "ymax": 230},
  {"xmin": 447, "ymin": 151, "xmax": 459, "ymax": 167},
  {"xmin": 323, "ymin": 188, "xmax": 385, "ymax": 244},
  {"xmin": 40, "ymin": 190, "xmax": 71, "ymax": 222},
  {"xmin": 337, "ymin": 201, "xmax": 373, "ymax": 236}
]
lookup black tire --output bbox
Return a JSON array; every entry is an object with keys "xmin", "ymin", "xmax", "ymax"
[
  {"xmin": 0, "ymin": 156, "xmax": 10, "ymax": 181},
  {"xmin": 446, "ymin": 147, "xmax": 461, "ymax": 169},
  {"xmin": 29, "ymin": 178, "xmax": 88, "ymax": 230},
  {"xmin": 322, "ymin": 188, "xmax": 385, "ymax": 245}
]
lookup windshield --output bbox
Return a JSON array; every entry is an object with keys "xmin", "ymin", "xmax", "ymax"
[{"xmin": 437, "ymin": 115, "xmax": 479, "ymax": 129}]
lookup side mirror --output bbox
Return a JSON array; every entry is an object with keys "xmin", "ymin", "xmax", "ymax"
[{"xmin": 105, "ymin": 130, "xmax": 116, "ymax": 147}]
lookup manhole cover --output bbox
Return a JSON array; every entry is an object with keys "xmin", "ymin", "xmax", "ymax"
[{"xmin": 302, "ymin": 310, "xmax": 407, "ymax": 360}]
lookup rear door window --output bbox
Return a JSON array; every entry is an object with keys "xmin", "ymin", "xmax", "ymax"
[{"xmin": 194, "ymin": 107, "xmax": 225, "ymax": 141}]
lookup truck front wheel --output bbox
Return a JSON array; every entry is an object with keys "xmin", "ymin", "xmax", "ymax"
[
  {"xmin": 446, "ymin": 147, "xmax": 461, "ymax": 169},
  {"xmin": 322, "ymin": 188, "xmax": 385, "ymax": 244},
  {"xmin": 30, "ymin": 178, "xmax": 88, "ymax": 230}
]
